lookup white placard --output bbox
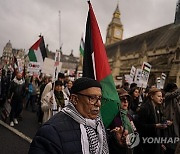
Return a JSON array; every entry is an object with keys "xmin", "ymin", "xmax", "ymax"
[
  {"xmin": 130, "ymin": 66, "xmax": 136, "ymax": 81},
  {"xmin": 27, "ymin": 62, "xmax": 41, "ymax": 73},
  {"xmin": 141, "ymin": 62, "xmax": 151, "ymax": 88},
  {"xmin": 134, "ymin": 69, "xmax": 143, "ymax": 87},
  {"xmin": 41, "ymin": 57, "xmax": 62, "ymax": 80},
  {"xmin": 160, "ymin": 73, "xmax": 166, "ymax": 89}
]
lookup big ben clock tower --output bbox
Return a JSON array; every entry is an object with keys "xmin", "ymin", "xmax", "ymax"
[{"xmin": 105, "ymin": 4, "xmax": 123, "ymax": 45}]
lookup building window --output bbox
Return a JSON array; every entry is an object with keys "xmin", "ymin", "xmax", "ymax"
[{"xmin": 176, "ymin": 48, "xmax": 180, "ymax": 60}]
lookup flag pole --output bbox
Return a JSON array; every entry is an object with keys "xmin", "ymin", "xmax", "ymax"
[{"xmin": 59, "ymin": 10, "xmax": 61, "ymax": 50}]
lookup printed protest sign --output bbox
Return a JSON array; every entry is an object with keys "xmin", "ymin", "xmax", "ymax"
[
  {"xmin": 130, "ymin": 66, "xmax": 136, "ymax": 82},
  {"xmin": 27, "ymin": 62, "xmax": 41, "ymax": 74},
  {"xmin": 134, "ymin": 68, "xmax": 143, "ymax": 87},
  {"xmin": 160, "ymin": 73, "xmax": 166, "ymax": 89},
  {"xmin": 156, "ymin": 77, "xmax": 161, "ymax": 89},
  {"xmin": 141, "ymin": 62, "xmax": 151, "ymax": 88}
]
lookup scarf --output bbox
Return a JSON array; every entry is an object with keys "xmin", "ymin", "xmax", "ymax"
[
  {"xmin": 61, "ymin": 103, "xmax": 109, "ymax": 154},
  {"xmin": 120, "ymin": 109, "xmax": 133, "ymax": 134},
  {"xmin": 13, "ymin": 77, "xmax": 24, "ymax": 85},
  {"xmin": 54, "ymin": 91, "xmax": 65, "ymax": 108}
]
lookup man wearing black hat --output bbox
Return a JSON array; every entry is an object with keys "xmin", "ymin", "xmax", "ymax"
[{"xmin": 29, "ymin": 77, "xmax": 109, "ymax": 154}]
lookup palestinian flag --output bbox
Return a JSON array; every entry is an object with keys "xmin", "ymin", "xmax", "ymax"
[
  {"xmin": 28, "ymin": 36, "xmax": 47, "ymax": 63},
  {"xmin": 83, "ymin": 1, "xmax": 120, "ymax": 128},
  {"xmin": 142, "ymin": 62, "xmax": 151, "ymax": 73},
  {"xmin": 79, "ymin": 36, "xmax": 85, "ymax": 56}
]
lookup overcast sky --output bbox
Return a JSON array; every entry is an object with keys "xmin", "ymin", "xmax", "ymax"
[{"xmin": 0, "ymin": 0, "xmax": 178, "ymax": 57}]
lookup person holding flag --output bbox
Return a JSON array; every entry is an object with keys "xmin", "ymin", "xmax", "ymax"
[
  {"xmin": 29, "ymin": 1, "xmax": 126, "ymax": 153},
  {"xmin": 83, "ymin": 1, "xmax": 120, "ymax": 128},
  {"xmin": 29, "ymin": 77, "xmax": 126, "ymax": 154}
]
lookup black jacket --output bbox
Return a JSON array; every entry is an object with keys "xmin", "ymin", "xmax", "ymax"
[
  {"xmin": 29, "ymin": 112, "xmax": 82, "ymax": 154},
  {"xmin": 137, "ymin": 101, "xmax": 163, "ymax": 154}
]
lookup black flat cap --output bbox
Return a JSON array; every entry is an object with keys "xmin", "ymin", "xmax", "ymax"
[{"xmin": 71, "ymin": 77, "xmax": 102, "ymax": 94}]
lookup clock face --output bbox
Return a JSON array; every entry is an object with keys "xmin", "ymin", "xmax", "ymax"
[{"xmin": 114, "ymin": 28, "xmax": 122, "ymax": 39}]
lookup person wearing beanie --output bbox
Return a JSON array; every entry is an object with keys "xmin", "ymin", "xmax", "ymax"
[
  {"xmin": 41, "ymin": 80, "xmax": 66, "ymax": 123},
  {"xmin": 30, "ymin": 77, "xmax": 121, "ymax": 154}
]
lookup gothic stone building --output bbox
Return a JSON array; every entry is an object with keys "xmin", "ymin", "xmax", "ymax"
[
  {"xmin": 105, "ymin": 1, "xmax": 180, "ymax": 87},
  {"xmin": 1, "ymin": 40, "xmax": 25, "ymax": 70}
]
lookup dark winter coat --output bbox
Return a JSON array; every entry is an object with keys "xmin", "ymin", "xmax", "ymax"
[
  {"xmin": 8, "ymin": 78, "xmax": 25, "ymax": 101},
  {"xmin": 164, "ymin": 88, "xmax": 180, "ymax": 138},
  {"xmin": 29, "ymin": 111, "xmax": 82, "ymax": 154},
  {"xmin": 137, "ymin": 100, "xmax": 163, "ymax": 154}
]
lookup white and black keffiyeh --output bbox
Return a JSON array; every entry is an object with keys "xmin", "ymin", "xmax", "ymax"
[{"xmin": 61, "ymin": 103, "xmax": 109, "ymax": 154}]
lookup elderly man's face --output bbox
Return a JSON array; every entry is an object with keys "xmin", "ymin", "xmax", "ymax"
[
  {"xmin": 16, "ymin": 73, "xmax": 22, "ymax": 80},
  {"xmin": 74, "ymin": 87, "xmax": 102, "ymax": 120}
]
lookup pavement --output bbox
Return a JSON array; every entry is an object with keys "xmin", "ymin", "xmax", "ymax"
[{"xmin": 0, "ymin": 106, "xmax": 40, "ymax": 154}]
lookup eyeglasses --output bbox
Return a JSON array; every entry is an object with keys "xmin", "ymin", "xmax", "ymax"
[
  {"xmin": 119, "ymin": 96, "xmax": 128, "ymax": 102},
  {"xmin": 77, "ymin": 93, "xmax": 102, "ymax": 105}
]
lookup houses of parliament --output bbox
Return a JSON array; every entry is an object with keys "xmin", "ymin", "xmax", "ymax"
[
  {"xmin": 105, "ymin": 0, "xmax": 180, "ymax": 87},
  {"xmin": 1, "ymin": 1, "xmax": 180, "ymax": 87}
]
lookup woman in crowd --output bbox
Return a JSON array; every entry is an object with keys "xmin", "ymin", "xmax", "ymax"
[
  {"xmin": 137, "ymin": 88, "xmax": 173, "ymax": 154},
  {"xmin": 129, "ymin": 87, "xmax": 141, "ymax": 115},
  {"xmin": 64, "ymin": 80, "xmax": 73, "ymax": 97},
  {"xmin": 41, "ymin": 80, "xmax": 65, "ymax": 123},
  {"xmin": 108, "ymin": 88, "xmax": 138, "ymax": 154}
]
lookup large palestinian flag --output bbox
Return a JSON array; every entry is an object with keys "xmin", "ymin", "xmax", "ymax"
[
  {"xmin": 28, "ymin": 36, "xmax": 47, "ymax": 63},
  {"xmin": 83, "ymin": 2, "xmax": 120, "ymax": 128}
]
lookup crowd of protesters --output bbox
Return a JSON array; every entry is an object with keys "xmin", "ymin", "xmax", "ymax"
[
  {"xmin": 0, "ymin": 69, "xmax": 73, "ymax": 127},
  {"xmin": 0, "ymin": 69, "xmax": 179, "ymax": 154},
  {"xmin": 115, "ymin": 81, "xmax": 180, "ymax": 154}
]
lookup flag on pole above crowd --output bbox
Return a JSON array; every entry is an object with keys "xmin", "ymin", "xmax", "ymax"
[
  {"xmin": 28, "ymin": 36, "xmax": 47, "ymax": 64},
  {"xmin": 79, "ymin": 36, "xmax": 85, "ymax": 56},
  {"xmin": 83, "ymin": 1, "xmax": 120, "ymax": 128}
]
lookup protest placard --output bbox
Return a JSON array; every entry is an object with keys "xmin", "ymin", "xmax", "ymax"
[
  {"xmin": 156, "ymin": 77, "xmax": 161, "ymax": 89},
  {"xmin": 134, "ymin": 68, "xmax": 143, "ymax": 87},
  {"xmin": 141, "ymin": 62, "xmax": 151, "ymax": 88},
  {"xmin": 27, "ymin": 61, "xmax": 41, "ymax": 74},
  {"xmin": 130, "ymin": 66, "xmax": 136, "ymax": 82},
  {"xmin": 41, "ymin": 57, "xmax": 62, "ymax": 80},
  {"xmin": 160, "ymin": 73, "xmax": 166, "ymax": 89}
]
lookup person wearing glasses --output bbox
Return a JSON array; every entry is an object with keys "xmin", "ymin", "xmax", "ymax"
[
  {"xmin": 108, "ymin": 88, "xmax": 138, "ymax": 154},
  {"xmin": 29, "ymin": 77, "xmax": 110, "ymax": 154}
]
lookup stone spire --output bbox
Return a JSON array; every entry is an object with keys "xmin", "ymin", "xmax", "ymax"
[
  {"xmin": 111, "ymin": 4, "xmax": 122, "ymax": 26},
  {"xmin": 175, "ymin": 0, "xmax": 180, "ymax": 24},
  {"xmin": 105, "ymin": 3, "xmax": 123, "ymax": 45}
]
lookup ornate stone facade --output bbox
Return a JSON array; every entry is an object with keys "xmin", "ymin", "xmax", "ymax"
[
  {"xmin": 1, "ymin": 40, "xmax": 25, "ymax": 69},
  {"xmin": 106, "ymin": 1, "xmax": 180, "ymax": 87},
  {"xmin": 1, "ymin": 40, "xmax": 14, "ymax": 65}
]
